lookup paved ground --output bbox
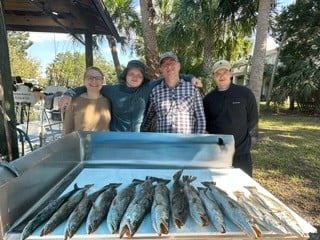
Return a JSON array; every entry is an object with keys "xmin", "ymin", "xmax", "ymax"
[{"xmin": 17, "ymin": 118, "xmax": 63, "ymax": 156}]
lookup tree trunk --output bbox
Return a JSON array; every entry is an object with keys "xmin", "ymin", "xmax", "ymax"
[
  {"xmin": 249, "ymin": 0, "xmax": 271, "ymax": 114},
  {"xmin": 266, "ymin": 32, "xmax": 287, "ymax": 108},
  {"xmin": 107, "ymin": 35, "xmax": 122, "ymax": 81},
  {"xmin": 139, "ymin": 0, "xmax": 160, "ymax": 79},
  {"xmin": 202, "ymin": 38, "xmax": 215, "ymax": 75},
  {"xmin": 249, "ymin": 0, "xmax": 271, "ymax": 138},
  {"xmin": 289, "ymin": 96, "xmax": 295, "ymax": 110}
]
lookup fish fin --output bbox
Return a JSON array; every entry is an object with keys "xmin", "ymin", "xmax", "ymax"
[
  {"xmin": 132, "ymin": 179, "xmax": 144, "ymax": 185},
  {"xmin": 197, "ymin": 187, "xmax": 206, "ymax": 191},
  {"xmin": 201, "ymin": 181, "xmax": 216, "ymax": 188},
  {"xmin": 233, "ymin": 190, "xmax": 245, "ymax": 200},
  {"xmin": 244, "ymin": 186, "xmax": 258, "ymax": 193}
]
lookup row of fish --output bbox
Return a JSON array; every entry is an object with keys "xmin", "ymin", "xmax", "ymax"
[{"xmin": 20, "ymin": 169, "xmax": 306, "ymax": 239}]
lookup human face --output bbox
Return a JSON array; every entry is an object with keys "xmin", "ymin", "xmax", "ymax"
[
  {"xmin": 160, "ymin": 58, "xmax": 180, "ymax": 78},
  {"xmin": 213, "ymin": 68, "xmax": 232, "ymax": 90},
  {"xmin": 126, "ymin": 67, "xmax": 144, "ymax": 88},
  {"xmin": 84, "ymin": 69, "xmax": 103, "ymax": 93}
]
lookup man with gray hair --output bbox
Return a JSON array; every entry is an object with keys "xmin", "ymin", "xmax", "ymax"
[{"xmin": 142, "ymin": 52, "xmax": 206, "ymax": 134}]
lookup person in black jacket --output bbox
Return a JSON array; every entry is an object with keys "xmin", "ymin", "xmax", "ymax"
[{"xmin": 203, "ymin": 60, "xmax": 258, "ymax": 176}]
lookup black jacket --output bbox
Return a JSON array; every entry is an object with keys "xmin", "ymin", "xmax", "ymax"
[{"xmin": 203, "ymin": 84, "xmax": 258, "ymax": 156}]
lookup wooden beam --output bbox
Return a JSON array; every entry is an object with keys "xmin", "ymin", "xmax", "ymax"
[
  {"xmin": 4, "ymin": 0, "xmax": 71, "ymax": 12},
  {"xmin": 0, "ymin": 0, "xmax": 19, "ymax": 160},
  {"xmin": 85, "ymin": 32, "xmax": 93, "ymax": 68}
]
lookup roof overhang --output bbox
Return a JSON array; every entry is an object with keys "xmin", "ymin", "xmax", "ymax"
[{"xmin": 3, "ymin": 0, "xmax": 120, "ymax": 41}]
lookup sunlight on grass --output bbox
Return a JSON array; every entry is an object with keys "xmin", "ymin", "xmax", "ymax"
[{"xmin": 253, "ymin": 107, "xmax": 320, "ymax": 227}]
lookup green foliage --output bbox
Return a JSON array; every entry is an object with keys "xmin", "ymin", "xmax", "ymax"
[
  {"xmin": 7, "ymin": 31, "xmax": 41, "ymax": 79},
  {"xmin": 154, "ymin": 0, "xmax": 254, "ymax": 81},
  {"xmin": 271, "ymin": 0, "xmax": 320, "ymax": 110},
  {"xmin": 45, "ymin": 52, "xmax": 117, "ymax": 87},
  {"xmin": 7, "ymin": 31, "xmax": 32, "ymax": 55},
  {"xmin": 103, "ymin": 0, "xmax": 141, "ymax": 49}
]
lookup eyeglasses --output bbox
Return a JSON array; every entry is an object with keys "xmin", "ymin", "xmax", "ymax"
[
  {"xmin": 85, "ymin": 75, "xmax": 103, "ymax": 81},
  {"xmin": 161, "ymin": 61, "xmax": 176, "ymax": 69}
]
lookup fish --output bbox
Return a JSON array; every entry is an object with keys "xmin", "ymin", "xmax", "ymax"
[
  {"xmin": 245, "ymin": 186, "xmax": 306, "ymax": 237},
  {"xmin": 182, "ymin": 176, "xmax": 209, "ymax": 227},
  {"xmin": 40, "ymin": 184, "xmax": 93, "ymax": 236},
  {"xmin": 170, "ymin": 169, "xmax": 189, "ymax": 229},
  {"xmin": 149, "ymin": 177, "xmax": 171, "ymax": 236},
  {"xmin": 20, "ymin": 183, "xmax": 84, "ymax": 240},
  {"xmin": 86, "ymin": 183, "xmax": 121, "ymax": 234},
  {"xmin": 202, "ymin": 181, "xmax": 262, "ymax": 238},
  {"xmin": 64, "ymin": 183, "xmax": 119, "ymax": 239},
  {"xmin": 233, "ymin": 190, "xmax": 289, "ymax": 235},
  {"xmin": 198, "ymin": 187, "xmax": 226, "ymax": 233},
  {"xmin": 106, "ymin": 179, "xmax": 143, "ymax": 234},
  {"xmin": 119, "ymin": 177, "xmax": 155, "ymax": 238}
]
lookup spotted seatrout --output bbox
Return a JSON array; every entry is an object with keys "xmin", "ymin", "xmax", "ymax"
[
  {"xmin": 183, "ymin": 176, "xmax": 209, "ymax": 227},
  {"xmin": 86, "ymin": 183, "xmax": 121, "ymax": 234},
  {"xmin": 149, "ymin": 177, "xmax": 171, "ymax": 236},
  {"xmin": 245, "ymin": 186, "xmax": 306, "ymax": 237},
  {"xmin": 107, "ymin": 179, "xmax": 143, "ymax": 234},
  {"xmin": 64, "ymin": 183, "xmax": 119, "ymax": 239},
  {"xmin": 40, "ymin": 184, "xmax": 93, "ymax": 236},
  {"xmin": 119, "ymin": 178, "xmax": 154, "ymax": 238},
  {"xmin": 198, "ymin": 187, "xmax": 226, "ymax": 233},
  {"xmin": 170, "ymin": 169, "xmax": 189, "ymax": 229},
  {"xmin": 202, "ymin": 181, "xmax": 262, "ymax": 238},
  {"xmin": 20, "ymin": 183, "xmax": 84, "ymax": 240},
  {"xmin": 233, "ymin": 190, "xmax": 289, "ymax": 235}
]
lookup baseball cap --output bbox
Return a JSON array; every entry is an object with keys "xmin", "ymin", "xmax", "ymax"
[
  {"xmin": 159, "ymin": 51, "xmax": 178, "ymax": 64},
  {"xmin": 212, "ymin": 60, "xmax": 231, "ymax": 73},
  {"xmin": 120, "ymin": 60, "xmax": 150, "ymax": 83}
]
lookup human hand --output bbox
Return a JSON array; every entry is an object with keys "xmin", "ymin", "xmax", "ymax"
[
  {"xmin": 191, "ymin": 77, "xmax": 203, "ymax": 88},
  {"xmin": 58, "ymin": 95, "xmax": 72, "ymax": 111}
]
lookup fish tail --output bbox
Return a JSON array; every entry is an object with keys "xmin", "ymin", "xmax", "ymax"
[
  {"xmin": 182, "ymin": 175, "xmax": 197, "ymax": 183},
  {"xmin": 173, "ymin": 169, "xmax": 183, "ymax": 182}
]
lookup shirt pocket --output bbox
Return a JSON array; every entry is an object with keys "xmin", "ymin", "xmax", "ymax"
[{"xmin": 177, "ymin": 94, "xmax": 194, "ymax": 112}]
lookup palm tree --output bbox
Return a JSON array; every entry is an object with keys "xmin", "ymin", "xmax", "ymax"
[
  {"xmin": 139, "ymin": 0, "xmax": 160, "ymax": 78},
  {"xmin": 249, "ymin": 0, "xmax": 272, "ymax": 114},
  {"xmin": 104, "ymin": 0, "xmax": 141, "ymax": 79},
  {"xmin": 158, "ymin": 0, "xmax": 254, "ymax": 77}
]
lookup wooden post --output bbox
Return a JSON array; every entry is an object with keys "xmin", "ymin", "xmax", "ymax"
[
  {"xmin": 85, "ymin": 32, "xmax": 93, "ymax": 68},
  {"xmin": 0, "ymin": 0, "xmax": 19, "ymax": 160}
]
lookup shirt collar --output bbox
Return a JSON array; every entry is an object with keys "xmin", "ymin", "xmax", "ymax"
[{"xmin": 161, "ymin": 77, "xmax": 183, "ymax": 89}]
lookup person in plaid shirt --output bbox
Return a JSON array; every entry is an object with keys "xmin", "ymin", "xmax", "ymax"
[{"xmin": 142, "ymin": 52, "xmax": 206, "ymax": 134}]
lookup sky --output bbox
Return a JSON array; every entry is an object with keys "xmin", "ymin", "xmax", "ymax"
[
  {"xmin": 26, "ymin": 0, "xmax": 294, "ymax": 76},
  {"xmin": 27, "ymin": 32, "xmax": 137, "ymax": 75}
]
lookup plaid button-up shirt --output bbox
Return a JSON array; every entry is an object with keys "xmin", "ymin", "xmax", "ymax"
[{"xmin": 142, "ymin": 78, "xmax": 206, "ymax": 134}]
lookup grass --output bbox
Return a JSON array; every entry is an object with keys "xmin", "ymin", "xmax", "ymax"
[{"xmin": 252, "ymin": 106, "xmax": 320, "ymax": 231}]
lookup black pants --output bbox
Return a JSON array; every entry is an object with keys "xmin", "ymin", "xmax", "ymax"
[{"xmin": 233, "ymin": 153, "xmax": 252, "ymax": 177}]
